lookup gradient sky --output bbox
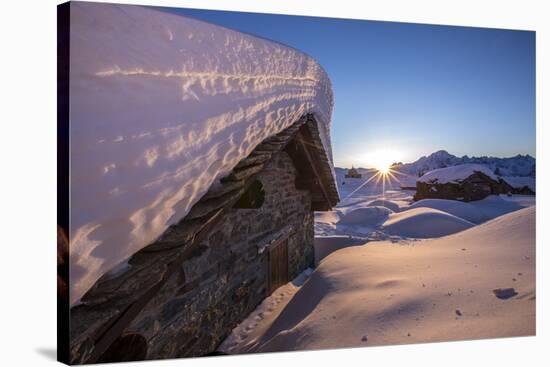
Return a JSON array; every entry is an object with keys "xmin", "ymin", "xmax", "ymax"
[{"xmin": 160, "ymin": 6, "xmax": 535, "ymax": 168}]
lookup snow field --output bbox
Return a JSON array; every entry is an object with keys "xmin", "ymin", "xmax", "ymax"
[{"xmin": 222, "ymin": 207, "xmax": 535, "ymax": 352}]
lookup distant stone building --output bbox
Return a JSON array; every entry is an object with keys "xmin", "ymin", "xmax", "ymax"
[
  {"xmin": 507, "ymin": 184, "xmax": 536, "ymax": 196},
  {"xmin": 69, "ymin": 115, "xmax": 339, "ymax": 363},
  {"xmin": 345, "ymin": 166, "xmax": 362, "ymax": 178},
  {"xmin": 414, "ymin": 166, "xmax": 534, "ymax": 202}
]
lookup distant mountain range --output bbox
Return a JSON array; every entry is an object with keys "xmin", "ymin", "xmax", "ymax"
[{"xmin": 390, "ymin": 150, "xmax": 536, "ymax": 178}]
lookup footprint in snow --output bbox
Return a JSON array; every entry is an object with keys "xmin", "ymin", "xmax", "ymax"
[{"xmin": 493, "ymin": 288, "xmax": 518, "ymax": 300}]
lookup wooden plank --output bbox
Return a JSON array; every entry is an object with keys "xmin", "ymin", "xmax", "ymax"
[
  {"xmin": 268, "ymin": 238, "xmax": 289, "ymax": 294},
  {"xmin": 295, "ymin": 129, "xmax": 332, "ymax": 209}
]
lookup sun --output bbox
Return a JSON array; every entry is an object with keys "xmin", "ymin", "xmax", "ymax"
[
  {"xmin": 361, "ymin": 149, "xmax": 401, "ymax": 174},
  {"xmin": 376, "ymin": 163, "xmax": 391, "ymax": 174},
  {"xmin": 344, "ymin": 148, "xmax": 410, "ymax": 202}
]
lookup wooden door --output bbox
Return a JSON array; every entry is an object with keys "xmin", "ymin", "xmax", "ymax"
[{"xmin": 268, "ymin": 238, "xmax": 289, "ymax": 294}]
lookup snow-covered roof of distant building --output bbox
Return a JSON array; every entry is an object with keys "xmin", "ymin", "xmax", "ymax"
[{"xmin": 418, "ymin": 164, "xmax": 498, "ymax": 184}]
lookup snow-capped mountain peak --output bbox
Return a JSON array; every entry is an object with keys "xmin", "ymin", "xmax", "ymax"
[{"xmin": 392, "ymin": 151, "xmax": 535, "ymax": 178}]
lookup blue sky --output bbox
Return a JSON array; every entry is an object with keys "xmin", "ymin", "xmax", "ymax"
[{"xmin": 160, "ymin": 6, "xmax": 535, "ymax": 168}]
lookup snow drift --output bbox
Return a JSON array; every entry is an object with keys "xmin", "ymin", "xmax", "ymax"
[
  {"xmin": 223, "ymin": 206, "xmax": 535, "ymax": 352},
  {"xmin": 408, "ymin": 195, "xmax": 531, "ymax": 224},
  {"xmin": 69, "ymin": 2, "xmax": 334, "ymax": 304},
  {"xmin": 468, "ymin": 195, "xmax": 530, "ymax": 221},
  {"xmin": 314, "ymin": 235, "xmax": 366, "ymax": 264},
  {"xmin": 366, "ymin": 199, "xmax": 401, "ymax": 212},
  {"xmin": 408, "ymin": 199, "xmax": 486, "ymax": 224},
  {"xmin": 338, "ymin": 206, "xmax": 393, "ymax": 226},
  {"xmin": 381, "ymin": 208, "xmax": 475, "ymax": 238}
]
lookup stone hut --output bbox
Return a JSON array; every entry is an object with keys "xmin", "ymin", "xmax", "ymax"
[
  {"xmin": 345, "ymin": 166, "xmax": 362, "ymax": 179},
  {"xmin": 68, "ymin": 114, "xmax": 339, "ymax": 363},
  {"xmin": 510, "ymin": 185, "xmax": 536, "ymax": 196},
  {"xmin": 414, "ymin": 164, "xmax": 534, "ymax": 202}
]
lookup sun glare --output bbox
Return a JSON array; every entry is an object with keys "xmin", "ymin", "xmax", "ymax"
[
  {"xmin": 376, "ymin": 163, "xmax": 391, "ymax": 174},
  {"xmin": 361, "ymin": 149, "xmax": 402, "ymax": 174},
  {"xmin": 344, "ymin": 148, "xmax": 417, "ymax": 202}
]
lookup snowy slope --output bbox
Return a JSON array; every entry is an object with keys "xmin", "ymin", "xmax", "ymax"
[
  {"xmin": 317, "ymin": 157, "xmax": 533, "ymax": 241},
  {"xmin": 69, "ymin": 2, "xmax": 334, "ymax": 305},
  {"xmin": 381, "ymin": 207, "xmax": 475, "ymax": 238},
  {"xmin": 222, "ymin": 206, "xmax": 535, "ymax": 352},
  {"xmin": 408, "ymin": 199, "xmax": 486, "ymax": 224},
  {"xmin": 392, "ymin": 150, "xmax": 535, "ymax": 178},
  {"xmin": 418, "ymin": 163, "xmax": 498, "ymax": 184}
]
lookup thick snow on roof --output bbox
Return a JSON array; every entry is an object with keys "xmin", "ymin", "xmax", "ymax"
[
  {"xmin": 417, "ymin": 163, "xmax": 497, "ymax": 184},
  {"xmin": 69, "ymin": 2, "xmax": 334, "ymax": 304}
]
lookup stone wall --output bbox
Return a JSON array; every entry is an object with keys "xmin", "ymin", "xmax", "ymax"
[
  {"xmin": 119, "ymin": 151, "xmax": 314, "ymax": 359},
  {"xmin": 413, "ymin": 172, "xmax": 522, "ymax": 202}
]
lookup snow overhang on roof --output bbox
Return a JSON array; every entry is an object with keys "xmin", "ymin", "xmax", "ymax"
[
  {"xmin": 417, "ymin": 164, "xmax": 498, "ymax": 184},
  {"xmin": 68, "ymin": 2, "xmax": 337, "ymax": 305}
]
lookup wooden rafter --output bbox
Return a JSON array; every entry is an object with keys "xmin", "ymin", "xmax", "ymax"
[{"xmin": 295, "ymin": 129, "xmax": 333, "ymax": 210}]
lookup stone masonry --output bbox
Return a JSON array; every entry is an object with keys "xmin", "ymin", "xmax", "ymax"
[
  {"xmin": 108, "ymin": 151, "xmax": 313, "ymax": 359},
  {"xmin": 68, "ymin": 116, "xmax": 339, "ymax": 364}
]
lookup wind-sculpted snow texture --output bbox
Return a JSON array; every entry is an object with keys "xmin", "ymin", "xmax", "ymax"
[{"xmin": 69, "ymin": 2, "xmax": 334, "ymax": 305}]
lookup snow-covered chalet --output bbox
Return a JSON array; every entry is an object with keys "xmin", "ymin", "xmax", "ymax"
[{"xmin": 62, "ymin": 2, "xmax": 339, "ymax": 363}]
